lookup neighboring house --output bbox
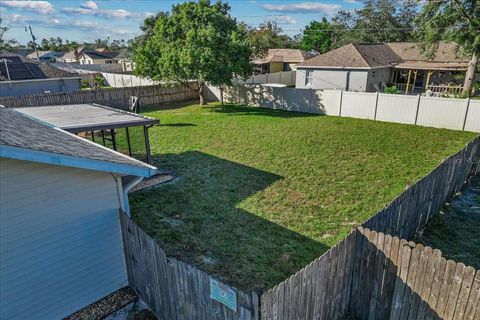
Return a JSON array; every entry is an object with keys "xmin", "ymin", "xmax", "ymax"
[
  {"xmin": 295, "ymin": 42, "xmax": 472, "ymax": 94},
  {"xmin": 0, "ymin": 53, "xmax": 81, "ymax": 96},
  {"xmin": 79, "ymin": 50, "xmax": 120, "ymax": 65},
  {"xmin": 26, "ymin": 50, "xmax": 64, "ymax": 62},
  {"xmin": 0, "ymin": 107, "xmax": 156, "ymax": 320},
  {"xmin": 56, "ymin": 46, "xmax": 85, "ymax": 64},
  {"xmin": 115, "ymin": 50, "xmax": 135, "ymax": 72},
  {"xmin": 253, "ymin": 49, "xmax": 315, "ymax": 74}
]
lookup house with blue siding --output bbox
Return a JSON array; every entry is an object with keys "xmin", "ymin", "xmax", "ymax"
[{"xmin": 0, "ymin": 107, "xmax": 156, "ymax": 319}]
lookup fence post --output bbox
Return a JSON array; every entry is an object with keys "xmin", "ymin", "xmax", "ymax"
[
  {"xmin": 338, "ymin": 89, "xmax": 343, "ymax": 116},
  {"xmin": 279, "ymin": 72, "xmax": 282, "ymax": 84},
  {"xmin": 414, "ymin": 95, "xmax": 421, "ymax": 125},
  {"xmin": 373, "ymin": 92, "xmax": 379, "ymax": 120},
  {"xmin": 462, "ymin": 98, "xmax": 471, "ymax": 131}
]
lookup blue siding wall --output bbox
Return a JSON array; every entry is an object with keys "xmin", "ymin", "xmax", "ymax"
[{"xmin": 0, "ymin": 158, "xmax": 128, "ymax": 320}]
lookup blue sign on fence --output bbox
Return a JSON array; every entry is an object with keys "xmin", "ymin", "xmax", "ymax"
[{"xmin": 209, "ymin": 278, "xmax": 237, "ymax": 312}]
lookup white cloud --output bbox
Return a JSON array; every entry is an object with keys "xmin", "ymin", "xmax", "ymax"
[
  {"xmin": 271, "ymin": 15, "xmax": 297, "ymax": 25},
  {"xmin": 81, "ymin": 1, "xmax": 98, "ymax": 10},
  {"xmin": 261, "ymin": 2, "xmax": 341, "ymax": 14},
  {"xmin": 344, "ymin": 0, "xmax": 360, "ymax": 3},
  {"xmin": 0, "ymin": 1, "xmax": 54, "ymax": 14},
  {"xmin": 62, "ymin": 2, "xmax": 148, "ymax": 20}
]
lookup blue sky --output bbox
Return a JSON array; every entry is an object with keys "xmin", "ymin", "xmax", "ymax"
[{"xmin": 0, "ymin": 0, "xmax": 362, "ymax": 44}]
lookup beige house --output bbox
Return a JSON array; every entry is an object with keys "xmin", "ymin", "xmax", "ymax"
[
  {"xmin": 253, "ymin": 49, "xmax": 315, "ymax": 74},
  {"xmin": 296, "ymin": 42, "xmax": 474, "ymax": 94}
]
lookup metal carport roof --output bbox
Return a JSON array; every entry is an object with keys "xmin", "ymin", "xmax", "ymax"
[{"xmin": 14, "ymin": 103, "xmax": 159, "ymax": 164}]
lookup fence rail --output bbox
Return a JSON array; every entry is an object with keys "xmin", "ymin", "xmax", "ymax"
[
  {"xmin": 119, "ymin": 211, "xmax": 259, "ymax": 320},
  {"xmin": 0, "ymin": 84, "xmax": 198, "ymax": 110},
  {"xmin": 205, "ymin": 85, "xmax": 480, "ymax": 132}
]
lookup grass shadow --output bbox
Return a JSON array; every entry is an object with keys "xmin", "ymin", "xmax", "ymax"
[
  {"xmin": 207, "ymin": 103, "xmax": 321, "ymax": 118},
  {"xmin": 129, "ymin": 151, "xmax": 329, "ymax": 290}
]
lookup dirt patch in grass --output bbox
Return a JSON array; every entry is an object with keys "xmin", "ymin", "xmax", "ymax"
[{"xmin": 118, "ymin": 103, "xmax": 477, "ymax": 291}]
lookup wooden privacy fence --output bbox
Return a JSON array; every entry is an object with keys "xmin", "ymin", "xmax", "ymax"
[
  {"xmin": 363, "ymin": 136, "xmax": 480, "ymax": 239},
  {"xmin": 260, "ymin": 231, "xmax": 356, "ymax": 320},
  {"xmin": 204, "ymin": 85, "xmax": 480, "ymax": 132},
  {"xmin": 0, "ymin": 84, "xmax": 198, "ymax": 110},
  {"xmin": 119, "ymin": 211, "xmax": 259, "ymax": 320},
  {"xmin": 351, "ymin": 227, "xmax": 480, "ymax": 320}
]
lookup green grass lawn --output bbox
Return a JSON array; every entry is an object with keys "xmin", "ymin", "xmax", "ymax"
[{"xmin": 117, "ymin": 102, "xmax": 477, "ymax": 291}]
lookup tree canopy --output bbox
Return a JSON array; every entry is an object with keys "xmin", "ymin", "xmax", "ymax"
[
  {"xmin": 241, "ymin": 21, "xmax": 293, "ymax": 58},
  {"xmin": 300, "ymin": 18, "xmax": 334, "ymax": 54},
  {"xmin": 134, "ymin": 0, "xmax": 252, "ymax": 105},
  {"xmin": 415, "ymin": 0, "xmax": 479, "ymax": 93}
]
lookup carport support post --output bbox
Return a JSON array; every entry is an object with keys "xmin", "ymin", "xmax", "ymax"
[
  {"xmin": 126, "ymin": 127, "xmax": 132, "ymax": 157},
  {"xmin": 144, "ymin": 125, "xmax": 152, "ymax": 164},
  {"xmin": 110, "ymin": 129, "xmax": 117, "ymax": 151}
]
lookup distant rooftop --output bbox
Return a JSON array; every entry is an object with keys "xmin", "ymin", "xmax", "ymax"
[
  {"xmin": 253, "ymin": 49, "xmax": 315, "ymax": 65},
  {"xmin": 0, "ymin": 53, "xmax": 78, "ymax": 81},
  {"xmin": 298, "ymin": 42, "xmax": 470, "ymax": 70}
]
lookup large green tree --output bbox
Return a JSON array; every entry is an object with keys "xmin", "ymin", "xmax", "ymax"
[
  {"xmin": 301, "ymin": 18, "xmax": 334, "ymax": 53},
  {"xmin": 134, "ymin": 0, "xmax": 252, "ymax": 105},
  {"xmin": 332, "ymin": 0, "xmax": 417, "ymax": 47},
  {"xmin": 241, "ymin": 21, "xmax": 292, "ymax": 58},
  {"xmin": 415, "ymin": 0, "xmax": 479, "ymax": 94}
]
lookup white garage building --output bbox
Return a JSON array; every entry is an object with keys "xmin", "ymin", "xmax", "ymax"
[{"xmin": 0, "ymin": 107, "xmax": 156, "ymax": 319}]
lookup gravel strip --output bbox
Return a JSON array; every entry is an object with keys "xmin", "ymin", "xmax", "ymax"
[{"xmin": 64, "ymin": 287, "xmax": 137, "ymax": 320}]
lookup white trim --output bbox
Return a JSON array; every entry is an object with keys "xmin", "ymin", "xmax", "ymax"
[{"xmin": 0, "ymin": 145, "xmax": 156, "ymax": 177}]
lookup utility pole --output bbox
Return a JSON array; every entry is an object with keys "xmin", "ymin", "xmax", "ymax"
[{"xmin": 25, "ymin": 25, "xmax": 40, "ymax": 60}]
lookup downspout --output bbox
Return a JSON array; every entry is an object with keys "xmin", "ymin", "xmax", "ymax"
[{"xmin": 115, "ymin": 175, "xmax": 144, "ymax": 217}]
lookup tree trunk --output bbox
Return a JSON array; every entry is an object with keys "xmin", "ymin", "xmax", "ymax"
[
  {"xmin": 199, "ymin": 83, "xmax": 207, "ymax": 105},
  {"xmin": 463, "ymin": 53, "xmax": 478, "ymax": 95}
]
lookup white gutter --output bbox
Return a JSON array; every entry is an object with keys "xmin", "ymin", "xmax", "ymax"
[{"xmin": 120, "ymin": 176, "xmax": 144, "ymax": 217}]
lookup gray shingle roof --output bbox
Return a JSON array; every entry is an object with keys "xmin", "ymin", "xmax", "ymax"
[
  {"xmin": 0, "ymin": 107, "xmax": 155, "ymax": 175},
  {"xmin": 297, "ymin": 42, "xmax": 470, "ymax": 69}
]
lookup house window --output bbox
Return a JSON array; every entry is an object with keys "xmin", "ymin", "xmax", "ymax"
[{"xmin": 305, "ymin": 70, "xmax": 313, "ymax": 86}]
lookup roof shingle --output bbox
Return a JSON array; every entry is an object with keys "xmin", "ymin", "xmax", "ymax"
[{"xmin": 0, "ymin": 107, "xmax": 155, "ymax": 175}]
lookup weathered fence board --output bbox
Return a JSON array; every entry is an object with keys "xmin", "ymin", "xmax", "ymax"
[
  {"xmin": 119, "ymin": 211, "xmax": 258, "ymax": 320},
  {"xmin": 0, "ymin": 84, "xmax": 198, "ymax": 110},
  {"xmin": 351, "ymin": 227, "xmax": 480, "ymax": 320},
  {"xmin": 260, "ymin": 231, "xmax": 356, "ymax": 320}
]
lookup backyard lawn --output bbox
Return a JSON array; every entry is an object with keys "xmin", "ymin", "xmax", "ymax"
[{"xmin": 118, "ymin": 102, "xmax": 477, "ymax": 291}]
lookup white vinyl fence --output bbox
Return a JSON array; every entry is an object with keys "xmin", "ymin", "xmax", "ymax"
[
  {"xmin": 101, "ymin": 72, "xmax": 161, "ymax": 87},
  {"xmin": 234, "ymin": 71, "xmax": 296, "ymax": 86},
  {"xmin": 205, "ymin": 85, "xmax": 480, "ymax": 132}
]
